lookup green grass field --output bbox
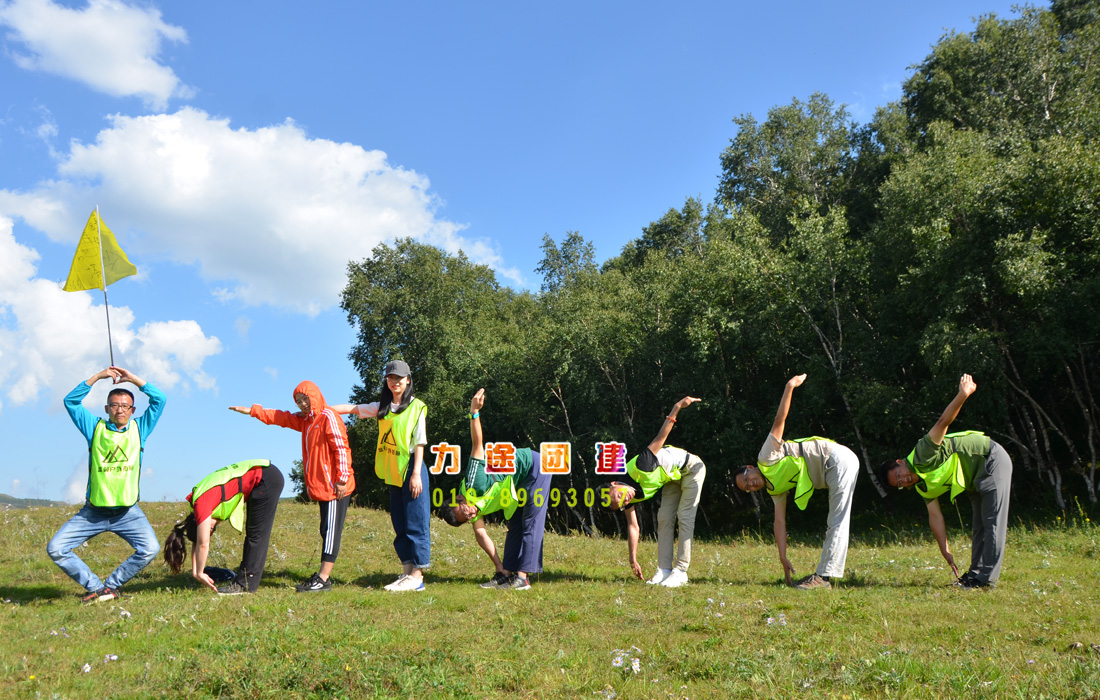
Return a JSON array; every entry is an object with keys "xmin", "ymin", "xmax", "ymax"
[{"xmin": 2, "ymin": 502, "xmax": 1099, "ymax": 699}]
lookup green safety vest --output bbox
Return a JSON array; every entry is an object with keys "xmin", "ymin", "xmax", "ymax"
[
  {"xmin": 88, "ymin": 419, "xmax": 142, "ymax": 508},
  {"xmin": 759, "ymin": 436, "xmax": 833, "ymax": 511},
  {"xmin": 909, "ymin": 431, "xmax": 985, "ymax": 502},
  {"xmin": 376, "ymin": 398, "xmax": 427, "ymax": 486},
  {"xmin": 624, "ymin": 446, "xmax": 685, "ymax": 503},
  {"xmin": 465, "ymin": 476, "xmax": 519, "ymax": 522},
  {"xmin": 188, "ymin": 459, "xmax": 269, "ymax": 532}
]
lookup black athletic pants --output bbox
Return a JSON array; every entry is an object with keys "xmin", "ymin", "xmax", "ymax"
[{"xmin": 236, "ymin": 464, "xmax": 284, "ymax": 592}]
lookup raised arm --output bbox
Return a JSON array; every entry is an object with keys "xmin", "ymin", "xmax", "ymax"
[
  {"xmin": 928, "ymin": 374, "xmax": 977, "ymax": 445},
  {"xmin": 925, "ymin": 497, "xmax": 959, "ymax": 580},
  {"xmin": 769, "ymin": 374, "xmax": 807, "ymax": 441},
  {"xmin": 190, "ymin": 517, "xmax": 218, "ymax": 592},
  {"xmin": 469, "ymin": 389, "xmax": 485, "ymax": 460},
  {"xmin": 647, "ymin": 396, "xmax": 701, "ymax": 455},
  {"xmin": 111, "ymin": 366, "xmax": 147, "ymax": 389}
]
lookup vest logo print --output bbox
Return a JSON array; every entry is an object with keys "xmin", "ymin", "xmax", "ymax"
[{"xmin": 103, "ymin": 444, "xmax": 129, "ymax": 463}]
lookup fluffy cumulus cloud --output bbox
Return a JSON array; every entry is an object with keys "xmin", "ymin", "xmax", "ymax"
[
  {"xmin": 0, "ymin": 215, "xmax": 222, "ymax": 412},
  {"xmin": 0, "ymin": 107, "xmax": 520, "ymax": 314},
  {"xmin": 0, "ymin": 0, "xmax": 191, "ymax": 109}
]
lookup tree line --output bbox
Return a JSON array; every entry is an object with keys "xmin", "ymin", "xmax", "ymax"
[{"xmin": 336, "ymin": 1, "xmax": 1100, "ymax": 535}]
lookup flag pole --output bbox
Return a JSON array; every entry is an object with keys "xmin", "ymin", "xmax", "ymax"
[{"xmin": 94, "ymin": 206, "xmax": 116, "ymax": 367}]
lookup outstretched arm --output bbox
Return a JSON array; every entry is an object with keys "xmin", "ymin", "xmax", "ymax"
[
  {"xmin": 471, "ymin": 517, "xmax": 505, "ymax": 574},
  {"xmin": 625, "ymin": 507, "xmax": 643, "ymax": 579},
  {"xmin": 928, "ymin": 374, "xmax": 977, "ymax": 445},
  {"xmin": 647, "ymin": 396, "xmax": 701, "ymax": 455},
  {"xmin": 190, "ymin": 517, "xmax": 218, "ymax": 592},
  {"xmin": 769, "ymin": 374, "xmax": 807, "ymax": 442},
  {"xmin": 469, "ymin": 389, "xmax": 486, "ymax": 461},
  {"xmin": 925, "ymin": 497, "xmax": 959, "ymax": 580},
  {"xmin": 772, "ymin": 495, "xmax": 795, "ymax": 586}
]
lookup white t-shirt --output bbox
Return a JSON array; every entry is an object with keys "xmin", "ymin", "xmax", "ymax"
[
  {"xmin": 757, "ymin": 433, "xmax": 833, "ymax": 493},
  {"xmin": 353, "ymin": 402, "xmax": 427, "ymax": 446}
]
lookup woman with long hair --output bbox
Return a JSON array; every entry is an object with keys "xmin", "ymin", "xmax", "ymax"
[
  {"xmin": 164, "ymin": 459, "xmax": 284, "ymax": 594},
  {"xmin": 332, "ymin": 360, "xmax": 429, "ymax": 592}
]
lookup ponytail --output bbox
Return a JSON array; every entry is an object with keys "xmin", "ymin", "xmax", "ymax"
[{"xmin": 163, "ymin": 513, "xmax": 197, "ymax": 574}]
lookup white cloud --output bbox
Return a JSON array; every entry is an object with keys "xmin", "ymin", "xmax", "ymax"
[
  {"xmin": 234, "ymin": 316, "xmax": 250, "ymax": 339},
  {"xmin": 0, "ymin": 0, "xmax": 190, "ymax": 110},
  {"xmin": 63, "ymin": 461, "xmax": 86, "ymax": 503},
  {"xmin": 0, "ymin": 215, "xmax": 222, "ymax": 411},
  {"xmin": 10, "ymin": 478, "xmax": 20, "ymax": 495},
  {"xmin": 0, "ymin": 107, "xmax": 522, "ymax": 315}
]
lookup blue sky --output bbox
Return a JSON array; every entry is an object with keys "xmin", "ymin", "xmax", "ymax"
[{"xmin": 0, "ymin": 0, "xmax": 1024, "ymax": 502}]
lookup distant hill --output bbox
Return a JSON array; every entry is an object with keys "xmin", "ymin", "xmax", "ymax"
[{"xmin": 0, "ymin": 493, "xmax": 67, "ymax": 509}]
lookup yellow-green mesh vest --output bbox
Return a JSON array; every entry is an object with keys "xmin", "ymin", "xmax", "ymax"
[
  {"xmin": 376, "ymin": 398, "xmax": 427, "ymax": 486},
  {"xmin": 465, "ymin": 477, "xmax": 519, "ymax": 522},
  {"xmin": 758, "ymin": 437, "xmax": 833, "ymax": 511},
  {"xmin": 189, "ymin": 459, "xmax": 269, "ymax": 532},
  {"xmin": 909, "ymin": 431, "xmax": 985, "ymax": 502},
  {"xmin": 624, "ymin": 446, "xmax": 684, "ymax": 502},
  {"xmin": 88, "ymin": 419, "xmax": 142, "ymax": 508}
]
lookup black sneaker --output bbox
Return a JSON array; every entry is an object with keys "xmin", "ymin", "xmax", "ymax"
[
  {"xmin": 295, "ymin": 572, "xmax": 332, "ymax": 593},
  {"xmin": 504, "ymin": 574, "xmax": 531, "ymax": 591},
  {"xmin": 98, "ymin": 587, "xmax": 122, "ymax": 602},
  {"xmin": 204, "ymin": 566, "xmax": 237, "ymax": 584},
  {"xmin": 480, "ymin": 572, "xmax": 508, "ymax": 589},
  {"xmin": 953, "ymin": 572, "xmax": 977, "ymax": 587},
  {"xmin": 217, "ymin": 580, "xmax": 248, "ymax": 596},
  {"xmin": 81, "ymin": 588, "xmax": 105, "ymax": 605}
]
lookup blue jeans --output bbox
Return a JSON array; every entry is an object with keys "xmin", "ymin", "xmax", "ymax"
[
  {"xmin": 46, "ymin": 503, "xmax": 160, "ymax": 592},
  {"xmin": 389, "ymin": 462, "xmax": 431, "ymax": 569}
]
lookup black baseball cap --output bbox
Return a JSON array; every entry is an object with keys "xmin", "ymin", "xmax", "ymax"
[{"xmin": 383, "ymin": 360, "xmax": 411, "ymax": 378}]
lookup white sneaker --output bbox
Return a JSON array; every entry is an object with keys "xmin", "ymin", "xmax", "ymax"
[
  {"xmin": 660, "ymin": 569, "xmax": 689, "ymax": 588},
  {"xmin": 646, "ymin": 568, "xmax": 672, "ymax": 585},
  {"xmin": 383, "ymin": 574, "xmax": 407, "ymax": 591},
  {"xmin": 389, "ymin": 575, "xmax": 425, "ymax": 593}
]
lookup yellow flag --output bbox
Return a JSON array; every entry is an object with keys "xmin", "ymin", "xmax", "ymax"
[{"xmin": 62, "ymin": 210, "xmax": 137, "ymax": 292}]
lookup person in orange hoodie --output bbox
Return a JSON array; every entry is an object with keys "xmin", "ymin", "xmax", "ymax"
[{"xmin": 230, "ymin": 380, "xmax": 354, "ymax": 592}]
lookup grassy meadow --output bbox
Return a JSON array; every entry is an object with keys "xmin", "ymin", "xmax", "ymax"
[{"xmin": 2, "ymin": 501, "xmax": 1099, "ymax": 699}]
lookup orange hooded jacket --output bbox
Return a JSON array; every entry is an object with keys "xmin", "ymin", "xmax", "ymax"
[{"xmin": 249, "ymin": 381, "xmax": 355, "ymax": 501}]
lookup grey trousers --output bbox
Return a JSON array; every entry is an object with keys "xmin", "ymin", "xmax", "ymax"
[
  {"xmin": 968, "ymin": 440, "xmax": 1012, "ymax": 585},
  {"xmin": 817, "ymin": 444, "xmax": 859, "ymax": 578},
  {"xmin": 657, "ymin": 458, "xmax": 706, "ymax": 573}
]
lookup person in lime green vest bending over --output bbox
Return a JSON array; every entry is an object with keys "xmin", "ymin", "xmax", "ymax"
[
  {"xmin": 733, "ymin": 374, "xmax": 860, "ymax": 590},
  {"xmin": 878, "ymin": 374, "xmax": 1013, "ymax": 590},
  {"xmin": 163, "ymin": 460, "xmax": 284, "ymax": 595},
  {"xmin": 437, "ymin": 388, "xmax": 550, "ymax": 591},
  {"xmin": 601, "ymin": 396, "xmax": 705, "ymax": 588},
  {"xmin": 47, "ymin": 366, "xmax": 166, "ymax": 604}
]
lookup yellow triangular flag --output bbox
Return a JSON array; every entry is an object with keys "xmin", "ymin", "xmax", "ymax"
[{"xmin": 62, "ymin": 210, "xmax": 137, "ymax": 292}]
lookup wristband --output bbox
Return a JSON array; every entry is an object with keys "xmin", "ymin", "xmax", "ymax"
[
  {"xmin": 469, "ymin": 412, "xmax": 479, "ymax": 419},
  {"xmin": 666, "ymin": 415, "xmax": 677, "ymax": 423}
]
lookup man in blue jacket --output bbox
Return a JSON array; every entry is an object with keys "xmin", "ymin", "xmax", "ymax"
[{"xmin": 46, "ymin": 366, "xmax": 166, "ymax": 604}]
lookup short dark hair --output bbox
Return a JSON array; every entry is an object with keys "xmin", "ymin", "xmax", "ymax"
[
  {"xmin": 107, "ymin": 388, "xmax": 135, "ymax": 405},
  {"xmin": 877, "ymin": 459, "xmax": 901, "ymax": 489},
  {"xmin": 437, "ymin": 505, "xmax": 461, "ymax": 528}
]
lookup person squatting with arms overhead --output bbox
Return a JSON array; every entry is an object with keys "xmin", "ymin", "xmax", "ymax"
[
  {"xmin": 163, "ymin": 460, "xmax": 285, "ymax": 595},
  {"xmin": 878, "ymin": 374, "xmax": 1013, "ymax": 590},
  {"xmin": 331, "ymin": 360, "xmax": 429, "ymax": 593},
  {"xmin": 601, "ymin": 396, "xmax": 706, "ymax": 588},
  {"xmin": 47, "ymin": 366, "xmax": 166, "ymax": 604},
  {"xmin": 230, "ymin": 381, "xmax": 354, "ymax": 593},
  {"xmin": 437, "ymin": 388, "xmax": 551, "ymax": 590},
  {"xmin": 733, "ymin": 374, "xmax": 859, "ymax": 590}
]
